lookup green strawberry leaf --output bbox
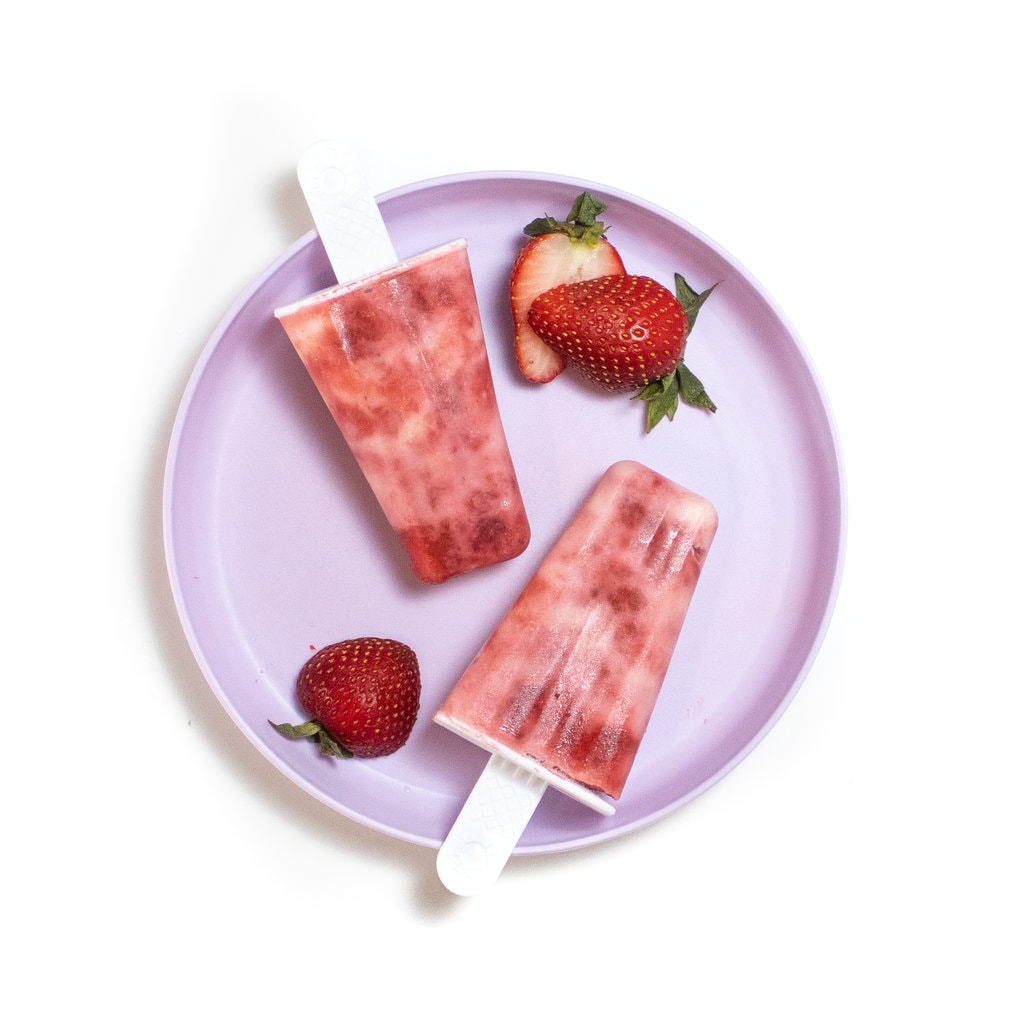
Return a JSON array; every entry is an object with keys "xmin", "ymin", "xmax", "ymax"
[
  {"xmin": 269, "ymin": 720, "xmax": 321, "ymax": 740},
  {"xmin": 522, "ymin": 215, "xmax": 564, "ymax": 237},
  {"xmin": 636, "ymin": 364, "xmax": 717, "ymax": 433},
  {"xmin": 313, "ymin": 730, "xmax": 353, "ymax": 759},
  {"xmin": 523, "ymin": 192, "xmax": 609, "ymax": 243},
  {"xmin": 675, "ymin": 273, "xmax": 718, "ymax": 332},
  {"xmin": 637, "ymin": 373, "xmax": 681, "ymax": 432},
  {"xmin": 678, "ymin": 364, "xmax": 717, "ymax": 413},
  {"xmin": 269, "ymin": 719, "xmax": 354, "ymax": 759},
  {"xmin": 567, "ymin": 191, "xmax": 608, "ymax": 232}
]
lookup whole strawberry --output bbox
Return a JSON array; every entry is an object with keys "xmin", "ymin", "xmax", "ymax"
[
  {"xmin": 528, "ymin": 274, "xmax": 685, "ymax": 391},
  {"xmin": 270, "ymin": 637, "xmax": 421, "ymax": 758},
  {"xmin": 528, "ymin": 271, "xmax": 718, "ymax": 432}
]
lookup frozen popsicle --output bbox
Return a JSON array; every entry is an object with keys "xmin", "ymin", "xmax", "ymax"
[
  {"xmin": 434, "ymin": 459, "xmax": 718, "ymax": 893},
  {"xmin": 274, "ymin": 142, "xmax": 530, "ymax": 584}
]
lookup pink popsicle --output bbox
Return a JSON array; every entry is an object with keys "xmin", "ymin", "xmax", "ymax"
[
  {"xmin": 434, "ymin": 460, "xmax": 718, "ymax": 800},
  {"xmin": 276, "ymin": 239, "xmax": 530, "ymax": 584}
]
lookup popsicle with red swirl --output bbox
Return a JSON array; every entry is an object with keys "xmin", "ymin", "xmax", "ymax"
[
  {"xmin": 275, "ymin": 143, "xmax": 529, "ymax": 583},
  {"xmin": 434, "ymin": 460, "xmax": 717, "ymax": 893}
]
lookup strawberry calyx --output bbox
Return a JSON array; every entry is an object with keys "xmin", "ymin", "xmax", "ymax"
[
  {"xmin": 523, "ymin": 191, "xmax": 611, "ymax": 246},
  {"xmin": 269, "ymin": 718, "xmax": 354, "ymax": 759},
  {"xmin": 635, "ymin": 272, "xmax": 719, "ymax": 432}
]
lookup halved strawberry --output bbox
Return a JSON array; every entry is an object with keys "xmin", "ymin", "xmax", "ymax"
[
  {"xmin": 510, "ymin": 192, "xmax": 626, "ymax": 383},
  {"xmin": 528, "ymin": 271, "xmax": 718, "ymax": 432}
]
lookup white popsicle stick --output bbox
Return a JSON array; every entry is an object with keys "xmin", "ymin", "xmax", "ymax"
[
  {"xmin": 437, "ymin": 744, "xmax": 615, "ymax": 895},
  {"xmin": 296, "ymin": 139, "xmax": 398, "ymax": 285},
  {"xmin": 436, "ymin": 754, "xmax": 548, "ymax": 896}
]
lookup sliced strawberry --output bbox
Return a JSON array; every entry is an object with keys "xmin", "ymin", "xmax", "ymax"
[{"xmin": 509, "ymin": 192, "xmax": 626, "ymax": 383}]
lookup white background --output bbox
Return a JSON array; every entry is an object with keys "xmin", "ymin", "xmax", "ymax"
[{"xmin": 5, "ymin": 1, "xmax": 1021, "ymax": 1020}]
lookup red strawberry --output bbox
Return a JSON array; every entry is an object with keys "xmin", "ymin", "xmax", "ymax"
[
  {"xmin": 510, "ymin": 192, "xmax": 626, "ymax": 383},
  {"xmin": 528, "ymin": 271, "xmax": 718, "ymax": 431},
  {"xmin": 270, "ymin": 637, "xmax": 421, "ymax": 758},
  {"xmin": 528, "ymin": 274, "xmax": 684, "ymax": 390}
]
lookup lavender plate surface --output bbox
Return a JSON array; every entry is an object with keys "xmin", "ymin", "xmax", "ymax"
[{"xmin": 163, "ymin": 171, "xmax": 845, "ymax": 854}]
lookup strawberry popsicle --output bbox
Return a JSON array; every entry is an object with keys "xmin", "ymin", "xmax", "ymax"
[
  {"xmin": 435, "ymin": 459, "xmax": 718, "ymax": 802},
  {"xmin": 276, "ymin": 239, "xmax": 530, "ymax": 584},
  {"xmin": 274, "ymin": 142, "xmax": 530, "ymax": 584}
]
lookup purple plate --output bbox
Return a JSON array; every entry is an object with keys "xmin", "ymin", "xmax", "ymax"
[{"xmin": 163, "ymin": 171, "xmax": 845, "ymax": 854}]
